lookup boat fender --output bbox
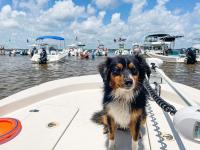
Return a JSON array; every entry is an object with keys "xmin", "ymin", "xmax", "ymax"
[{"xmin": 173, "ymin": 107, "xmax": 200, "ymax": 143}]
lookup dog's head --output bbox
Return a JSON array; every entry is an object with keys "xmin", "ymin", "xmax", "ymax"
[{"xmin": 98, "ymin": 55, "xmax": 150, "ymax": 92}]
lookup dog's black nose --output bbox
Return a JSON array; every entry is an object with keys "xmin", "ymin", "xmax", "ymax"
[{"xmin": 124, "ymin": 79, "xmax": 133, "ymax": 86}]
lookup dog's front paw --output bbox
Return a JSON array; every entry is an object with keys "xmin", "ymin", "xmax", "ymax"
[
  {"xmin": 132, "ymin": 140, "xmax": 138, "ymax": 150},
  {"xmin": 107, "ymin": 140, "xmax": 116, "ymax": 150}
]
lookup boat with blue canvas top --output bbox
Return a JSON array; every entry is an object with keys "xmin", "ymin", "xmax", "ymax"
[{"xmin": 31, "ymin": 36, "xmax": 67, "ymax": 63}]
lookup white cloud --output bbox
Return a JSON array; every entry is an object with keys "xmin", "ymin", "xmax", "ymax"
[
  {"xmin": 93, "ymin": 0, "xmax": 115, "ymax": 9},
  {"xmin": 111, "ymin": 13, "xmax": 121, "ymax": 23},
  {"xmin": 38, "ymin": 0, "xmax": 85, "ymax": 25},
  {"xmin": 157, "ymin": 0, "xmax": 170, "ymax": 6},
  {"xmin": 123, "ymin": 0, "xmax": 200, "ymax": 48},
  {"xmin": 0, "ymin": 5, "xmax": 26, "ymax": 28},
  {"xmin": 130, "ymin": 0, "xmax": 147, "ymax": 14},
  {"xmin": 87, "ymin": 4, "xmax": 96, "ymax": 15},
  {"xmin": 1, "ymin": 0, "xmax": 200, "ymax": 49},
  {"xmin": 172, "ymin": 8, "xmax": 183, "ymax": 15},
  {"xmin": 103, "ymin": 13, "xmax": 128, "ymax": 45},
  {"xmin": 70, "ymin": 11, "xmax": 105, "ymax": 34},
  {"xmin": 13, "ymin": 0, "xmax": 47, "ymax": 15},
  {"xmin": 35, "ymin": 0, "xmax": 48, "ymax": 7}
]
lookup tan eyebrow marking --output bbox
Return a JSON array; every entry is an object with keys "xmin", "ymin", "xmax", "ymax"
[
  {"xmin": 128, "ymin": 63, "xmax": 135, "ymax": 69},
  {"xmin": 116, "ymin": 63, "xmax": 123, "ymax": 69}
]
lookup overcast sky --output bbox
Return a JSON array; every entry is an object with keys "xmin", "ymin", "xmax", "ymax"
[{"xmin": 0, "ymin": 0, "xmax": 200, "ymax": 49}]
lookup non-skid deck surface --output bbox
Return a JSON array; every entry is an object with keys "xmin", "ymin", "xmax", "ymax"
[{"xmin": 1, "ymin": 89, "xmax": 199, "ymax": 150}]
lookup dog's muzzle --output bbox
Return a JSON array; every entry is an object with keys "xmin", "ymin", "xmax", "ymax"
[
  {"xmin": 123, "ymin": 71, "xmax": 134, "ymax": 89},
  {"xmin": 124, "ymin": 78, "xmax": 133, "ymax": 87}
]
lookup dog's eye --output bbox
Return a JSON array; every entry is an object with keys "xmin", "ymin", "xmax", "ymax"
[
  {"xmin": 112, "ymin": 67, "xmax": 121, "ymax": 75},
  {"xmin": 130, "ymin": 68, "xmax": 138, "ymax": 75}
]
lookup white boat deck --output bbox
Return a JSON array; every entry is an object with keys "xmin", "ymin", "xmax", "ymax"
[{"xmin": 0, "ymin": 75, "xmax": 199, "ymax": 149}]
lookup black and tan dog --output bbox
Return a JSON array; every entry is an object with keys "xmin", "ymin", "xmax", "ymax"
[{"xmin": 92, "ymin": 55, "xmax": 151, "ymax": 150}]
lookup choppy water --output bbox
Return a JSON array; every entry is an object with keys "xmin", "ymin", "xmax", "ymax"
[{"xmin": 0, "ymin": 55, "xmax": 200, "ymax": 100}]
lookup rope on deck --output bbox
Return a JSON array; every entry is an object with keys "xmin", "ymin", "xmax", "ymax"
[
  {"xmin": 146, "ymin": 101, "xmax": 167, "ymax": 150},
  {"xmin": 144, "ymin": 79, "xmax": 177, "ymax": 115}
]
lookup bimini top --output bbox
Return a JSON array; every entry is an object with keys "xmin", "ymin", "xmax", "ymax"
[
  {"xmin": 145, "ymin": 34, "xmax": 183, "ymax": 42},
  {"xmin": 146, "ymin": 34, "xmax": 170, "ymax": 38},
  {"xmin": 36, "ymin": 36, "xmax": 65, "ymax": 41}
]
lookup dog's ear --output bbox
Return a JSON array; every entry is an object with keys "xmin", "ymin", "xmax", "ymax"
[
  {"xmin": 98, "ymin": 57, "xmax": 112, "ymax": 82},
  {"xmin": 135, "ymin": 55, "xmax": 151, "ymax": 78}
]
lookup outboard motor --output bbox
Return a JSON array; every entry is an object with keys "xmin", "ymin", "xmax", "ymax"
[
  {"xmin": 186, "ymin": 47, "xmax": 197, "ymax": 64},
  {"xmin": 39, "ymin": 48, "xmax": 47, "ymax": 64}
]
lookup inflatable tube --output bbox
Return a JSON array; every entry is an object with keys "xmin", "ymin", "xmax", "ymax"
[{"xmin": 0, "ymin": 118, "xmax": 22, "ymax": 144}]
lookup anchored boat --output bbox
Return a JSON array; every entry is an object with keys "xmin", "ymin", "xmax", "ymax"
[
  {"xmin": 144, "ymin": 34, "xmax": 200, "ymax": 63},
  {"xmin": 114, "ymin": 37, "xmax": 129, "ymax": 55},
  {"xmin": 31, "ymin": 36, "xmax": 67, "ymax": 63},
  {"xmin": 0, "ymin": 59, "xmax": 200, "ymax": 149},
  {"xmin": 95, "ymin": 43, "xmax": 108, "ymax": 56},
  {"xmin": 114, "ymin": 43, "xmax": 129, "ymax": 55}
]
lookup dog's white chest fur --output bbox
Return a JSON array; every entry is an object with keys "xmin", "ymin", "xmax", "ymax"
[{"xmin": 107, "ymin": 101, "xmax": 131, "ymax": 128}]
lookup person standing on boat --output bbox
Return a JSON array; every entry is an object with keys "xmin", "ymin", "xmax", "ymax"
[
  {"xmin": 133, "ymin": 47, "xmax": 141, "ymax": 56},
  {"xmin": 13, "ymin": 49, "xmax": 16, "ymax": 56},
  {"xmin": 104, "ymin": 48, "xmax": 108, "ymax": 56},
  {"xmin": 39, "ymin": 48, "xmax": 47, "ymax": 64},
  {"xmin": 92, "ymin": 49, "xmax": 95, "ymax": 59},
  {"xmin": 163, "ymin": 46, "xmax": 170, "ymax": 56},
  {"xmin": 31, "ymin": 47, "xmax": 36, "ymax": 57}
]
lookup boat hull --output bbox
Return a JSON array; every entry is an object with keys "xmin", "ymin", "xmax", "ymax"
[
  {"xmin": 146, "ymin": 53, "xmax": 185, "ymax": 62},
  {"xmin": 146, "ymin": 52, "xmax": 200, "ymax": 63},
  {"xmin": 31, "ymin": 53, "xmax": 67, "ymax": 63}
]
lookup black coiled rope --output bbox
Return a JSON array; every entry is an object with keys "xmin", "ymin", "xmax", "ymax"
[{"xmin": 144, "ymin": 79, "xmax": 177, "ymax": 115}]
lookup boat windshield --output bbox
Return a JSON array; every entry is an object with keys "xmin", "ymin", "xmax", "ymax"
[
  {"xmin": 34, "ymin": 44, "xmax": 59, "ymax": 55},
  {"xmin": 98, "ymin": 44, "xmax": 104, "ymax": 49},
  {"xmin": 168, "ymin": 49, "xmax": 185, "ymax": 56},
  {"xmin": 119, "ymin": 43, "xmax": 125, "ymax": 49}
]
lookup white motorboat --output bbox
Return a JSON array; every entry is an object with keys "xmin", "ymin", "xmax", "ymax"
[
  {"xmin": 146, "ymin": 50, "xmax": 186, "ymax": 62},
  {"xmin": 143, "ymin": 34, "xmax": 200, "ymax": 63},
  {"xmin": 114, "ymin": 43, "xmax": 129, "ymax": 55},
  {"xmin": 65, "ymin": 42, "xmax": 85, "ymax": 57},
  {"xmin": 146, "ymin": 49, "xmax": 200, "ymax": 63},
  {"xmin": 95, "ymin": 43, "xmax": 108, "ymax": 56},
  {"xmin": 114, "ymin": 37, "xmax": 129, "ymax": 55},
  {"xmin": 0, "ymin": 58, "xmax": 200, "ymax": 149},
  {"xmin": 65, "ymin": 44, "xmax": 77, "ymax": 56},
  {"xmin": 31, "ymin": 36, "xmax": 67, "ymax": 63},
  {"xmin": 130, "ymin": 43, "xmax": 144, "ymax": 55}
]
